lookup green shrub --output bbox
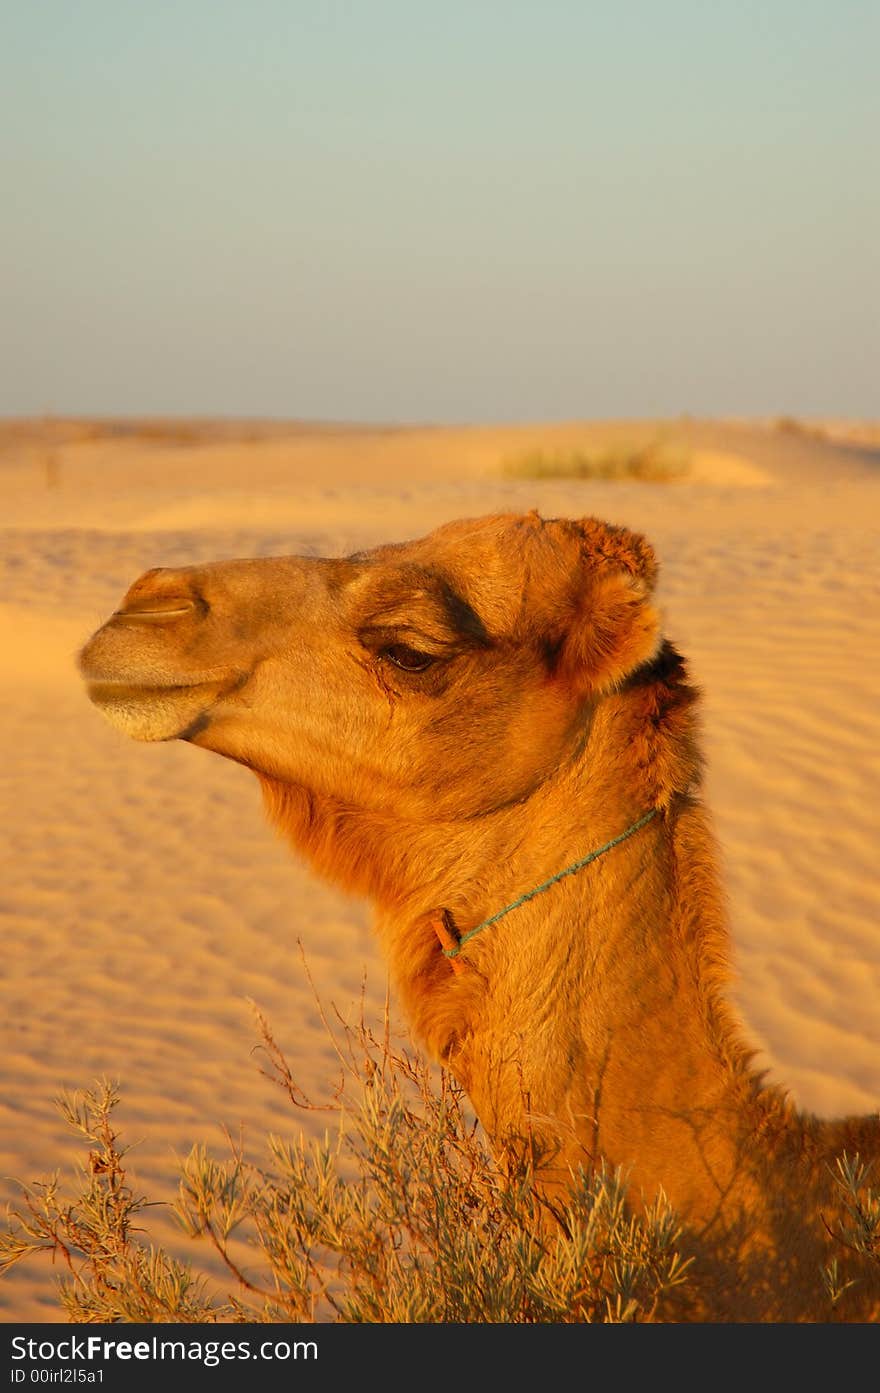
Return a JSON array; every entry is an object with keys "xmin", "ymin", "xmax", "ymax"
[
  {"xmin": 4, "ymin": 1011, "xmax": 877, "ymax": 1323},
  {"xmin": 1, "ymin": 1013, "xmax": 692, "ymax": 1323},
  {"xmin": 821, "ymin": 1152, "xmax": 880, "ymax": 1309}
]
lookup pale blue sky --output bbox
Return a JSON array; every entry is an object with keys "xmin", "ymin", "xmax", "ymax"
[{"xmin": 2, "ymin": 1, "xmax": 877, "ymax": 421}]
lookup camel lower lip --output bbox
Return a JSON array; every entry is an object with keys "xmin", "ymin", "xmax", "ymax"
[
  {"xmin": 82, "ymin": 676, "xmax": 228, "ymax": 742},
  {"xmin": 86, "ymin": 679, "xmax": 209, "ymax": 702}
]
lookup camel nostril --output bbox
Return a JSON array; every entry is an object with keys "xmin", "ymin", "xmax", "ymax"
[{"xmin": 112, "ymin": 598, "xmax": 199, "ymax": 624}]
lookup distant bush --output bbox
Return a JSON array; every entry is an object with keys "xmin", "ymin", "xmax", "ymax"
[
  {"xmin": 773, "ymin": 416, "xmax": 827, "ymax": 440},
  {"xmin": 503, "ymin": 439, "xmax": 690, "ymax": 482}
]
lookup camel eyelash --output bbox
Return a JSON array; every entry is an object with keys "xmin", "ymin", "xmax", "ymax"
[{"xmin": 379, "ymin": 643, "xmax": 436, "ymax": 673}]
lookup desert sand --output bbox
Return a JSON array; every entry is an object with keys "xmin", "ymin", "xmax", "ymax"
[{"xmin": 1, "ymin": 415, "xmax": 878, "ymax": 1321}]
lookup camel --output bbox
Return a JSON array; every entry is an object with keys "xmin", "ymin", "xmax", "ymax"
[{"xmin": 77, "ymin": 510, "xmax": 879, "ymax": 1321}]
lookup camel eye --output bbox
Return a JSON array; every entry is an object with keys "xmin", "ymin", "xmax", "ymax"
[{"xmin": 381, "ymin": 643, "xmax": 435, "ymax": 673}]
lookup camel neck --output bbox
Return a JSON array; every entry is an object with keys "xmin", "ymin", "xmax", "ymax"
[
  {"xmin": 436, "ymin": 792, "xmax": 766, "ymax": 1215},
  {"xmin": 440, "ymin": 806, "xmax": 659, "ymax": 964}
]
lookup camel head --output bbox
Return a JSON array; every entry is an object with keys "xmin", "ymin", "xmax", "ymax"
[
  {"xmin": 78, "ymin": 512, "xmax": 661, "ymax": 824},
  {"xmin": 75, "ymin": 509, "xmax": 880, "ymax": 1321}
]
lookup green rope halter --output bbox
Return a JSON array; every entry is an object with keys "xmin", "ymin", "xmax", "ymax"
[{"xmin": 442, "ymin": 807, "xmax": 658, "ymax": 960}]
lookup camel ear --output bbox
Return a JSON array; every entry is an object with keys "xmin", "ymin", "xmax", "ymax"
[{"xmin": 552, "ymin": 518, "xmax": 661, "ymax": 696}]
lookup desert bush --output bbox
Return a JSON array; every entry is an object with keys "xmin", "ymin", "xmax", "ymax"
[
  {"xmin": 0, "ymin": 1078, "xmax": 216, "ymax": 1322},
  {"xmin": 5, "ymin": 1009, "xmax": 876, "ymax": 1323},
  {"xmin": 821, "ymin": 1152, "xmax": 880, "ymax": 1309},
  {"xmin": 1, "ymin": 1011, "xmax": 693, "ymax": 1324},
  {"xmin": 503, "ymin": 439, "xmax": 690, "ymax": 483}
]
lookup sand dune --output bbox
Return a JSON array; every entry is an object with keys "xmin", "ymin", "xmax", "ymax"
[{"xmin": 1, "ymin": 416, "xmax": 878, "ymax": 1320}]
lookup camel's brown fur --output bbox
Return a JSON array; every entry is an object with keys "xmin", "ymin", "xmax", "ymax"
[{"xmin": 78, "ymin": 510, "xmax": 880, "ymax": 1320}]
